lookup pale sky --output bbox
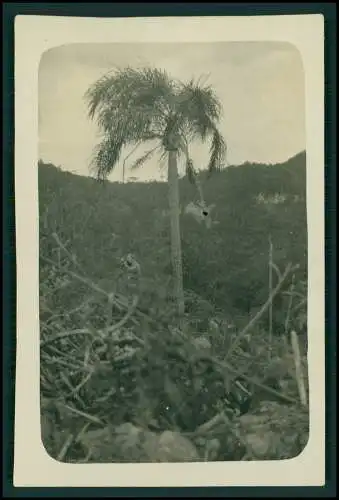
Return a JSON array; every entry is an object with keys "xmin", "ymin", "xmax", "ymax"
[{"xmin": 38, "ymin": 42, "xmax": 305, "ymax": 182}]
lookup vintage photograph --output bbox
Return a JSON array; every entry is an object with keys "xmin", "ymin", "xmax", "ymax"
[{"xmin": 38, "ymin": 41, "xmax": 310, "ymax": 464}]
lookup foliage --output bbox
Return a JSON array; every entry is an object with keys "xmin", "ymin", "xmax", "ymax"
[{"xmin": 84, "ymin": 67, "xmax": 226, "ymax": 181}]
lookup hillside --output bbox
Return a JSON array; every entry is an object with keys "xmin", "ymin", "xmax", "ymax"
[
  {"xmin": 39, "ymin": 152, "xmax": 309, "ymax": 463},
  {"xmin": 39, "ymin": 151, "xmax": 307, "ymax": 321}
]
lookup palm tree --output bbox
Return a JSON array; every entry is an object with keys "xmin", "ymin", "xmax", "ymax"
[{"xmin": 84, "ymin": 66, "xmax": 226, "ymax": 318}]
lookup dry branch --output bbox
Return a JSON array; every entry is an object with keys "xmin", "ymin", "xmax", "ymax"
[
  {"xmin": 56, "ymin": 433, "xmax": 74, "ymax": 462},
  {"xmin": 226, "ymin": 263, "xmax": 296, "ymax": 359},
  {"xmin": 290, "ymin": 330, "xmax": 307, "ymax": 406}
]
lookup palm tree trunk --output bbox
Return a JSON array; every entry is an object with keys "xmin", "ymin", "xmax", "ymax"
[{"xmin": 168, "ymin": 150, "xmax": 185, "ymax": 318}]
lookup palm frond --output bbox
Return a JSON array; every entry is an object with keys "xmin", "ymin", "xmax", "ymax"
[
  {"xmin": 85, "ymin": 66, "xmax": 175, "ymax": 131},
  {"xmin": 176, "ymin": 78, "xmax": 223, "ymax": 140},
  {"xmin": 159, "ymin": 149, "xmax": 168, "ymax": 164},
  {"xmin": 89, "ymin": 135, "xmax": 124, "ymax": 181},
  {"xmin": 121, "ymin": 66, "xmax": 175, "ymax": 113},
  {"xmin": 85, "ymin": 66, "xmax": 227, "ymax": 180},
  {"xmin": 84, "ymin": 67, "xmax": 180, "ymax": 167},
  {"xmin": 206, "ymin": 127, "xmax": 227, "ymax": 175},
  {"xmin": 129, "ymin": 146, "xmax": 160, "ymax": 170},
  {"xmin": 84, "ymin": 74, "xmax": 114, "ymax": 120},
  {"xmin": 173, "ymin": 76, "xmax": 227, "ymax": 177}
]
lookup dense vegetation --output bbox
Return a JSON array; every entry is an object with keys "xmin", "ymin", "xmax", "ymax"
[{"xmin": 39, "ymin": 151, "xmax": 309, "ymax": 463}]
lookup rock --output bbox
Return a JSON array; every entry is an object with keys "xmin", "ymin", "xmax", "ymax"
[
  {"xmin": 243, "ymin": 430, "xmax": 278, "ymax": 459},
  {"xmin": 205, "ymin": 438, "xmax": 221, "ymax": 460},
  {"xmin": 114, "ymin": 423, "xmax": 142, "ymax": 447},
  {"xmin": 143, "ymin": 430, "xmax": 200, "ymax": 462},
  {"xmin": 238, "ymin": 401, "xmax": 309, "ymax": 460},
  {"xmin": 155, "ymin": 431, "xmax": 200, "ymax": 462},
  {"xmin": 79, "ymin": 426, "xmax": 116, "ymax": 461},
  {"xmin": 141, "ymin": 431, "xmax": 161, "ymax": 462},
  {"xmin": 78, "ymin": 422, "xmax": 203, "ymax": 463}
]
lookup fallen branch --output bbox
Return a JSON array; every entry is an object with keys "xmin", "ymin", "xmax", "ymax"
[
  {"xmin": 60, "ymin": 372, "xmax": 87, "ymax": 408},
  {"xmin": 40, "ymin": 255, "xmax": 115, "ymax": 300},
  {"xmin": 56, "ymin": 433, "xmax": 74, "ymax": 462},
  {"xmin": 270, "ymin": 261, "xmax": 282, "ymax": 281},
  {"xmin": 193, "ymin": 411, "xmax": 230, "ymax": 436},
  {"xmin": 213, "ymin": 356, "xmax": 299, "ymax": 405},
  {"xmin": 56, "ymin": 402, "xmax": 104, "ymax": 425},
  {"xmin": 41, "ymin": 252, "xmax": 151, "ymax": 319},
  {"xmin": 41, "ymin": 295, "xmax": 140, "ymax": 350},
  {"xmin": 292, "ymin": 298, "xmax": 307, "ymax": 313},
  {"xmin": 52, "ymin": 232, "xmax": 83, "ymax": 271},
  {"xmin": 291, "ymin": 330, "xmax": 308, "ymax": 406},
  {"xmin": 226, "ymin": 263, "xmax": 297, "ymax": 359},
  {"xmin": 40, "ymin": 328, "xmax": 103, "ymax": 348},
  {"xmin": 41, "ymin": 353, "xmax": 84, "ymax": 371},
  {"xmin": 169, "ymin": 328, "xmax": 300, "ymax": 406},
  {"xmin": 103, "ymin": 295, "xmax": 139, "ymax": 336},
  {"xmin": 189, "ymin": 348, "xmax": 300, "ymax": 406},
  {"xmin": 40, "ymin": 253, "xmax": 164, "ymax": 334},
  {"xmin": 268, "ymin": 235, "xmax": 273, "ymax": 362},
  {"xmin": 284, "ymin": 274, "xmax": 296, "ymax": 334},
  {"xmin": 63, "ymin": 369, "xmax": 94, "ymax": 399}
]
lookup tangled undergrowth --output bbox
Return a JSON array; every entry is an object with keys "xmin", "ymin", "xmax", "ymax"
[{"xmin": 40, "ymin": 232, "xmax": 309, "ymax": 463}]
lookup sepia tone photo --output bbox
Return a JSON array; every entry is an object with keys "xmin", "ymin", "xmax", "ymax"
[
  {"xmin": 14, "ymin": 14, "xmax": 325, "ymax": 487},
  {"xmin": 39, "ymin": 41, "xmax": 309, "ymax": 464}
]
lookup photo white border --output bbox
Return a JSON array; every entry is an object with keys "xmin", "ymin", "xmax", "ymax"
[{"xmin": 14, "ymin": 14, "xmax": 325, "ymax": 487}]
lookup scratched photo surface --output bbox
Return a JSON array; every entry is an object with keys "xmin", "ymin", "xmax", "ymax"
[{"xmin": 38, "ymin": 41, "xmax": 309, "ymax": 464}]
